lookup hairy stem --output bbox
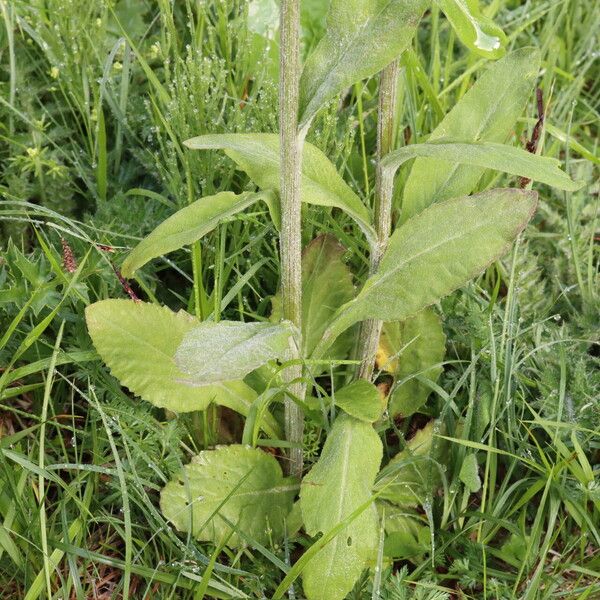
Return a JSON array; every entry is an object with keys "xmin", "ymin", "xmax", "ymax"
[
  {"xmin": 356, "ymin": 60, "xmax": 400, "ymax": 381},
  {"xmin": 279, "ymin": 0, "xmax": 304, "ymax": 478}
]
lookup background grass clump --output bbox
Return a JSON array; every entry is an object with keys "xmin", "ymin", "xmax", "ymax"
[{"xmin": 0, "ymin": 0, "xmax": 598, "ymax": 598}]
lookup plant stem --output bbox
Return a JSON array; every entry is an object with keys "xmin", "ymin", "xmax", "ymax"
[
  {"xmin": 279, "ymin": 0, "xmax": 304, "ymax": 478},
  {"xmin": 357, "ymin": 60, "xmax": 400, "ymax": 381}
]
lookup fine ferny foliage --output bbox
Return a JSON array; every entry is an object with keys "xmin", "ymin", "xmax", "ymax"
[{"xmin": 82, "ymin": 1, "xmax": 583, "ymax": 598}]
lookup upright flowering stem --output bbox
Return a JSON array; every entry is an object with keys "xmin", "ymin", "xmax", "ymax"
[
  {"xmin": 279, "ymin": 0, "xmax": 304, "ymax": 478},
  {"xmin": 357, "ymin": 60, "xmax": 400, "ymax": 381}
]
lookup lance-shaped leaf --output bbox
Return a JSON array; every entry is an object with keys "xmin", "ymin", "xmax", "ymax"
[
  {"xmin": 402, "ymin": 47, "xmax": 541, "ymax": 221},
  {"xmin": 184, "ymin": 134, "xmax": 375, "ymax": 241},
  {"xmin": 436, "ymin": 0, "xmax": 507, "ymax": 59},
  {"xmin": 333, "ymin": 379, "xmax": 384, "ymax": 423},
  {"xmin": 121, "ymin": 191, "xmax": 273, "ymax": 278},
  {"xmin": 378, "ymin": 308, "xmax": 446, "ymax": 417},
  {"xmin": 85, "ymin": 300, "xmax": 268, "ymax": 422},
  {"xmin": 175, "ymin": 320, "xmax": 296, "ymax": 385},
  {"xmin": 298, "ymin": 0, "xmax": 428, "ymax": 128},
  {"xmin": 312, "ymin": 188, "xmax": 538, "ymax": 359},
  {"xmin": 160, "ymin": 445, "xmax": 296, "ymax": 548},
  {"xmin": 300, "ymin": 413, "xmax": 383, "ymax": 600},
  {"xmin": 271, "ymin": 234, "xmax": 355, "ymax": 370},
  {"xmin": 382, "ymin": 140, "xmax": 582, "ymax": 192}
]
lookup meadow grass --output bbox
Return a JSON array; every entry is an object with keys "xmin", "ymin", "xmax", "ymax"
[{"xmin": 0, "ymin": 0, "xmax": 598, "ymax": 598}]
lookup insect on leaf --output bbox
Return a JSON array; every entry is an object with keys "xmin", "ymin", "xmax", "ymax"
[
  {"xmin": 300, "ymin": 413, "xmax": 383, "ymax": 600},
  {"xmin": 298, "ymin": 0, "xmax": 428, "ymax": 128},
  {"xmin": 161, "ymin": 445, "xmax": 296, "ymax": 548}
]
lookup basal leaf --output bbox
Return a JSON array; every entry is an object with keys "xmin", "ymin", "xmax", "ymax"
[
  {"xmin": 331, "ymin": 188, "xmax": 537, "ymax": 332},
  {"xmin": 184, "ymin": 133, "xmax": 375, "ymax": 241},
  {"xmin": 298, "ymin": 0, "xmax": 428, "ymax": 128},
  {"xmin": 271, "ymin": 234, "xmax": 355, "ymax": 369},
  {"xmin": 333, "ymin": 379, "xmax": 384, "ymax": 423},
  {"xmin": 300, "ymin": 413, "xmax": 382, "ymax": 600},
  {"xmin": 436, "ymin": 0, "xmax": 507, "ymax": 59},
  {"xmin": 175, "ymin": 320, "xmax": 296, "ymax": 385},
  {"xmin": 160, "ymin": 445, "xmax": 296, "ymax": 548},
  {"xmin": 121, "ymin": 191, "xmax": 272, "ymax": 278},
  {"xmin": 382, "ymin": 140, "xmax": 582, "ymax": 192},
  {"xmin": 402, "ymin": 48, "xmax": 541, "ymax": 221},
  {"xmin": 379, "ymin": 308, "xmax": 446, "ymax": 417},
  {"xmin": 85, "ymin": 300, "xmax": 263, "ymax": 417}
]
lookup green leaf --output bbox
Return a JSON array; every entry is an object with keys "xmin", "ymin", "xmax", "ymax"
[
  {"xmin": 175, "ymin": 320, "xmax": 296, "ymax": 385},
  {"xmin": 271, "ymin": 234, "xmax": 355, "ymax": 368},
  {"xmin": 436, "ymin": 0, "xmax": 507, "ymax": 59},
  {"xmin": 402, "ymin": 47, "xmax": 541, "ymax": 221},
  {"xmin": 375, "ymin": 422, "xmax": 441, "ymax": 507},
  {"xmin": 333, "ymin": 380, "xmax": 384, "ymax": 423},
  {"xmin": 382, "ymin": 140, "xmax": 582, "ymax": 192},
  {"xmin": 160, "ymin": 445, "xmax": 296, "ymax": 548},
  {"xmin": 322, "ymin": 188, "xmax": 537, "ymax": 342},
  {"xmin": 184, "ymin": 133, "xmax": 375, "ymax": 241},
  {"xmin": 85, "ymin": 300, "xmax": 264, "ymax": 417},
  {"xmin": 379, "ymin": 308, "xmax": 446, "ymax": 417},
  {"xmin": 459, "ymin": 453, "xmax": 481, "ymax": 492},
  {"xmin": 298, "ymin": 0, "xmax": 428, "ymax": 128},
  {"xmin": 300, "ymin": 413, "xmax": 382, "ymax": 600},
  {"xmin": 121, "ymin": 191, "xmax": 271, "ymax": 278}
]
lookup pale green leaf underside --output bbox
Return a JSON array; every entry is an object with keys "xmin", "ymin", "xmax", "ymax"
[
  {"xmin": 459, "ymin": 453, "xmax": 482, "ymax": 492},
  {"xmin": 436, "ymin": 0, "xmax": 507, "ymax": 59},
  {"xmin": 175, "ymin": 320, "xmax": 296, "ymax": 385},
  {"xmin": 271, "ymin": 234, "xmax": 355, "ymax": 367},
  {"xmin": 160, "ymin": 445, "xmax": 296, "ymax": 548},
  {"xmin": 381, "ymin": 308, "xmax": 446, "ymax": 417},
  {"xmin": 299, "ymin": 0, "xmax": 428, "ymax": 128},
  {"xmin": 300, "ymin": 413, "xmax": 382, "ymax": 600},
  {"xmin": 333, "ymin": 379, "xmax": 383, "ymax": 423},
  {"xmin": 85, "ymin": 300, "xmax": 263, "ymax": 417},
  {"xmin": 184, "ymin": 133, "xmax": 375, "ymax": 241},
  {"xmin": 402, "ymin": 47, "xmax": 541, "ymax": 221},
  {"xmin": 383, "ymin": 140, "xmax": 582, "ymax": 192},
  {"xmin": 121, "ymin": 191, "xmax": 271, "ymax": 278},
  {"xmin": 313, "ymin": 188, "xmax": 538, "ymax": 360}
]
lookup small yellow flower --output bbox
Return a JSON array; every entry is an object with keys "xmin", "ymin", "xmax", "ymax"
[
  {"xmin": 50, "ymin": 66, "xmax": 60, "ymax": 79},
  {"xmin": 113, "ymin": 61, "xmax": 122, "ymax": 72},
  {"xmin": 26, "ymin": 147, "xmax": 40, "ymax": 158}
]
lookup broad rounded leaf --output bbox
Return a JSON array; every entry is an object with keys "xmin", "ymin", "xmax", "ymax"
[
  {"xmin": 298, "ymin": 0, "xmax": 428, "ymax": 128},
  {"xmin": 459, "ymin": 453, "xmax": 481, "ymax": 492},
  {"xmin": 402, "ymin": 48, "xmax": 541, "ymax": 221},
  {"xmin": 333, "ymin": 379, "xmax": 384, "ymax": 423},
  {"xmin": 160, "ymin": 445, "xmax": 296, "ymax": 548},
  {"xmin": 436, "ymin": 0, "xmax": 507, "ymax": 59},
  {"xmin": 121, "ymin": 191, "xmax": 270, "ymax": 278},
  {"xmin": 379, "ymin": 309, "xmax": 446, "ymax": 417},
  {"xmin": 175, "ymin": 320, "xmax": 296, "ymax": 384},
  {"xmin": 85, "ymin": 300, "xmax": 263, "ymax": 415},
  {"xmin": 382, "ymin": 140, "xmax": 582, "ymax": 192},
  {"xmin": 184, "ymin": 133, "xmax": 375, "ymax": 241},
  {"xmin": 300, "ymin": 413, "xmax": 383, "ymax": 600}
]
